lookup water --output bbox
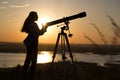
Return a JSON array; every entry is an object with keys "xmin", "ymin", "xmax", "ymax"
[{"xmin": 0, "ymin": 51, "xmax": 120, "ymax": 68}]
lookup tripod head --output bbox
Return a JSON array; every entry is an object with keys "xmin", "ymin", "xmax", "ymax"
[{"xmin": 58, "ymin": 20, "xmax": 73, "ymax": 38}]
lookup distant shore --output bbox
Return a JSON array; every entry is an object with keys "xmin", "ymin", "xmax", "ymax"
[{"xmin": 0, "ymin": 42, "xmax": 120, "ymax": 54}]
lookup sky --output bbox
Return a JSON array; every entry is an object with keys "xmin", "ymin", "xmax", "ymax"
[{"xmin": 0, "ymin": 0, "xmax": 120, "ymax": 44}]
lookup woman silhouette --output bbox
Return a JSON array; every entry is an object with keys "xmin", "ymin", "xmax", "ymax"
[{"xmin": 21, "ymin": 11, "xmax": 46, "ymax": 80}]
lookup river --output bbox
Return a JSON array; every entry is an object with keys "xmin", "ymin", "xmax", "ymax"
[{"xmin": 0, "ymin": 51, "xmax": 120, "ymax": 68}]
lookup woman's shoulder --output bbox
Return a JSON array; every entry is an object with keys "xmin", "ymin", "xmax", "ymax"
[
  {"xmin": 30, "ymin": 22, "xmax": 37, "ymax": 26},
  {"xmin": 29, "ymin": 22, "xmax": 39, "ymax": 31},
  {"xmin": 28, "ymin": 22, "xmax": 37, "ymax": 28}
]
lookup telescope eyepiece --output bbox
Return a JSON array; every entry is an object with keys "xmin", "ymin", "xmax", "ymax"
[{"xmin": 78, "ymin": 12, "xmax": 86, "ymax": 18}]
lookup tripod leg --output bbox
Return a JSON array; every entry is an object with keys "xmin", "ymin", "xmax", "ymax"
[
  {"xmin": 64, "ymin": 34, "xmax": 77, "ymax": 80},
  {"xmin": 51, "ymin": 33, "xmax": 60, "ymax": 63},
  {"xmin": 50, "ymin": 33, "xmax": 61, "ymax": 80},
  {"xmin": 61, "ymin": 35, "xmax": 67, "ymax": 80}
]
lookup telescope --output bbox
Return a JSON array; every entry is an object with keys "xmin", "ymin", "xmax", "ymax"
[
  {"xmin": 44, "ymin": 12, "xmax": 86, "ymax": 28},
  {"xmin": 49, "ymin": 12, "xmax": 86, "ymax": 79}
]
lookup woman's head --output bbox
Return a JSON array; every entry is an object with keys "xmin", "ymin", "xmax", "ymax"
[
  {"xmin": 28, "ymin": 11, "xmax": 38, "ymax": 21},
  {"xmin": 21, "ymin": 11, "xmax": 38, "ymax": 33}
]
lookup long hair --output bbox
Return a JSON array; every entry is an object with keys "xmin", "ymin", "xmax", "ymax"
[{"xmin": 21, "ymin": 11, "xmax": 38, "ymax": 33}]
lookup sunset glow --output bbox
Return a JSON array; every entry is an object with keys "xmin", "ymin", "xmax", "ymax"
[
  {"xmin": 36, "ymin": 17, "xmax": 50, "ymax": 30},
  {"xmin": 0, "ymin": 0, "xmax": 120, "ymax": 44}
]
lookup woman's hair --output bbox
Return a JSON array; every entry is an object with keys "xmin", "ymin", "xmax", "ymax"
[{"xmin": 21, "ymin": 11, "xmax": 38, "ymax": 33}]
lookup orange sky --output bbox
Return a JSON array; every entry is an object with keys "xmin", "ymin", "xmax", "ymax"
[{"xmin": 0, "ymin": 0, "xmax": 120, "ymax": 44}]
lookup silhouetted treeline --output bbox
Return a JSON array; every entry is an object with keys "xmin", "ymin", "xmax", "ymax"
[{"xmin": 0, "ymin": 42, "xmax": 120, "ymax": 54}]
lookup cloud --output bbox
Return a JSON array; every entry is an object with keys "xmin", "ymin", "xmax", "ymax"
[
  {"xmin": 10, "ymin": 3, "xmax": 30, "ymax": 8},
  {"xmin": 0, "ymin": 6, "xmax": 7, "ymax": 9},
  {"xmin": 1, "ymin": 1, "xmax": 8, "ymax": 4}
]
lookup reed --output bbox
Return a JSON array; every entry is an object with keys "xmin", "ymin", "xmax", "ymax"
[
  {"xmin": 85, "ymin": 15, "xmax": 120, "ymax": 52},
  {"xmin": 84, "ymin": 34, "xmax": 99, "ymax": 48},
  {"xmin": 90, "ymin": 23, "xmax": 107, "ymax": 45},
  {"xmin": 106, "ymin": 15, "xmax": 120, "ymax": 44}
]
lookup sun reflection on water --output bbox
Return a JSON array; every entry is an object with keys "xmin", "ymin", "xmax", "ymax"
[{"xmin": 37, "ymin": 51, "xmax": 52, "ymax": 63}]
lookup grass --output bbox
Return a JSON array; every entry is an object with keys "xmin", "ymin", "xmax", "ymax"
[
  {"xmin": 84, "ymin": 15, "xmax": 120, "ymax": 55},
  {"xmin": 0, "ymin": 62, "xmax": 120, "ymax": 80}
]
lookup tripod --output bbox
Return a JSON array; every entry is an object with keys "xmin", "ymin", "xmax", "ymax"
[{"xmin": 51, "ymin": 21, "xmax": 77, "ymax": 80}]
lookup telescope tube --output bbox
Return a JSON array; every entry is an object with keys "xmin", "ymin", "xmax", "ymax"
[{"xmin": 45, "ymin": 12, "xmax": 86, "ymax": 27}]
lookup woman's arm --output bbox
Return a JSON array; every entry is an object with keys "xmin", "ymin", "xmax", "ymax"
[{"xmin": 34, "ymin": 23, "xmax": 47, "ymax": 36}]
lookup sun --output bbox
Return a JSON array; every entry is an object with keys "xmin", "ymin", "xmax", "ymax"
[
  {"xmin": 36, "ymin": 17, "xmax": 50, "ymax": 30},
  {"xmin": 37, "ymin": 51, "xmax": 52, "ymax": 63}
]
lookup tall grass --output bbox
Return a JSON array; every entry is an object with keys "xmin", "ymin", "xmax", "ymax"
[
  {"xmin": 84, "ymin": 15, "xmax": 120, "ymax": 54},
  {"xmin": 90, "ymin": 23, "xmax": 107, "ymax": 45},
  {"xmin": 84, "ymin": 15, "xmax": 120, "ymax": 63},
  {"xmin": 84, "ymin": 23, "xmax": 108, "ymax": 53},
  {"xmin": 84, "ymin": 34, "xmax": 100, "ymax": 49},
  {"xmin": 85, "ymin": 15, "xmax": 120, "ymax": 46},
  {"xmin": 106, "ymin": 15, "xmax": 120, "ymax": 45}
]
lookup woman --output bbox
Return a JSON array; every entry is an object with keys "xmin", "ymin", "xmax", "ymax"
[{"xmin": 21, "ymin": 11, "xmax": 46, "ymax": 79}]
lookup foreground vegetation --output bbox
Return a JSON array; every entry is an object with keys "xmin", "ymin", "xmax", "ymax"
[{"xmin": 0, "ymin": 62, "xmax": 120, "ymax": 80}]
